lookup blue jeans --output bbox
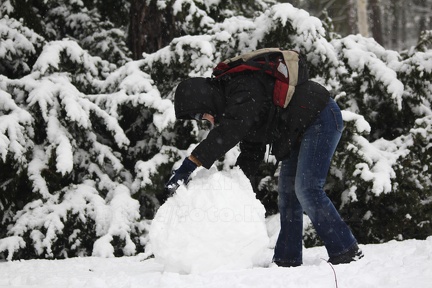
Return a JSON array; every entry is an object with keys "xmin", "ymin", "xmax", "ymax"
[{"xmin": 273, "ymin": 98, "xmax": 357, "ymax": 266}]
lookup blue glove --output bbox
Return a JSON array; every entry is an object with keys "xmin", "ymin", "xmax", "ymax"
[{"xmin": 164, "ymin": 157, "xmax": 197, "ymax": 197}]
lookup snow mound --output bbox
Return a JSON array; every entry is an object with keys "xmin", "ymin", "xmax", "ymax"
[{"xmin": 149, "ymin": 167, "xmax": 270, "ymax": 274}]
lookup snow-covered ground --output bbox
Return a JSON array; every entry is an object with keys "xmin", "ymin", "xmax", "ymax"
[
  {"xmin": 1, "ymin": 168, "xmax": 431, "ymax": 288},
  {"xmin": 1, "ymin": 238, "xmax": 431, "ymax": 288}
]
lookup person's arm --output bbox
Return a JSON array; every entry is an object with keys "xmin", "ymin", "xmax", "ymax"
[{"xmin": 235, "ymin": 141, "xmax": 265, "ymax": 179}]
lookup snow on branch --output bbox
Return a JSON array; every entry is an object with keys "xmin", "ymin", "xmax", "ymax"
[
  {"xmin": 87, "ymin": 132, "xmax": 124, "ymax": 173},
  {"xmin": 0, "ymin": 90, "xmax": 33, "ymax": 163},
  {"xmin": 342, "ymin": 110, "xmax": 371, "ymax": 135},
  {"xmin": 398, "ymin": 50, "xmax": 432, "ymax": 101},
  {"xmin": 401, "ymin": 50, "xmax": 432, "ymax": 77},
  {"xmin": 171, "ymin": 0, "xmax": 215, "ymax": 31},
  {"xmin": 334, "ymin": 35, "xmax": 405, "ymax": 109},
  {"xmin": 0, "ymin": 236, "xmax": 25, "ymax": 261},
  {"xmin": 27, "ymin": 146, "xmax": 51, "ymax": 198},
  {"xmin": 5, "ymin": 180, "xmax": 141, "ymax": 259},
  {"xmin": 47, "ymin": 112, "xmax": 74, "ymax": 175},
  {"xmin": 0, "ymin": 17, "xmax": 44, "ymax": 76},
  {"xmin": 135, "ymin": 146, "xmax": 182, "ymax": 188},
  {"xmin": 340, "ymin": 110, "xmax": 416, "ymax": 197},
  {"xmin": 143, "ymin": 36, "xmax": 216, "ymax": 78},
  {"xmin": 348, "ymin": 135, "xmax": 413, "ymax": 196},
  {"xmin": 411, "ymin": 115, "xmax": 432, "ymax": 144},
  {"xmin": 32, "ymin": 39, "xmax": 111, "ymax": 78},
  {"xmin": 255, "ymin": 3, "xmax": 339, "ymax": 66},
  {"xmin": 0, "ymin": 0, "xmax": 14, "ymax": 15},
  {"xmin": 97, "ymin": 60, "xmax": 175, "ymax": 132},
  {"xmin": 92, "ymin": 184, "xmax": 141, "ymax": 257}
]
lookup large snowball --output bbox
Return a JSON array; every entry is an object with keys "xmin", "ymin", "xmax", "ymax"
[{"xmin": 149, "ymin": 167, "xmax": 270, "ymax": 274}]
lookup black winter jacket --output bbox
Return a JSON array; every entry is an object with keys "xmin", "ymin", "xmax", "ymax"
[{"xmin": 174, "ymin": 72, "xmax": 330, "ymax": 173}]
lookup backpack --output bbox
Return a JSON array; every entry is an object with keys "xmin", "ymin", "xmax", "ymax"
[{"xmin": 212, "ymin": 48, "xmax": 309, "ymax": 108}]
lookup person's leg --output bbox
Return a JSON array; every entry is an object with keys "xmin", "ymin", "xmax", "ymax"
[
  {"xmin": 295, "ymin": 98, "xmax": 358, "ymax": 258},
  {"xmin": 273, "ymin": 148, "xmax": 304, "ymax": 267}
]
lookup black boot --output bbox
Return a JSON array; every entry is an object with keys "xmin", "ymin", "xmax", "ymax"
[
  {"xmin": 273, "ymin": 259, "xmax": 302, "ymax": 268},
  {"xmin": 328, "ymin": 244, "xmax": 364, "ymax": 265}
]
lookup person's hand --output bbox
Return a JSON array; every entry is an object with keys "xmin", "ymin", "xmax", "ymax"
[{"xmin": 164, "ymin": 157, "xmax": 197, "ymax": 197}]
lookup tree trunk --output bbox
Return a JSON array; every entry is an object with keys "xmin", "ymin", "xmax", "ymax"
[
  {"xmin": 400, "ymin": 1, "xmax": 407, "ymax": 48},
  {"xmin": 369, "ymin": 0, "xmax": 384, "ymax": 45},
  {"xmin": 128, "ymin": 0, "xmax": 181, "ymax": 59},
  {"xmin": 357, "ymin": 0, "xmax": 370, "ymax": 37},
  {"xmin": 348, "ymin": 0, "xmax": 359, "ymax": 34}
]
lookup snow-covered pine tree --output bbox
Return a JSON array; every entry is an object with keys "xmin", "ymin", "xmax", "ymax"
[
  {"xmin": 1, "ymin": 0, "xmax": 131, "ymax": 67},
  {"xmin": 325, "ymin": 34, "xmax": 432, "ymax": 242},
  {"xmin": 0, "ymin": 1, "xmax": 171, "ymax": 260}
]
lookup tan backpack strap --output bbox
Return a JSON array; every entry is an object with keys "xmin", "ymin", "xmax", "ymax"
[{"xmin": 280, "ymin": 50, "xmax": 299, "ymax": 107}]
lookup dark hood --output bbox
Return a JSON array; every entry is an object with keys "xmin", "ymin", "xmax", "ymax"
[{"xmin": 174, "ymin": 77, "xmax": 224, "ymax": 120}]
